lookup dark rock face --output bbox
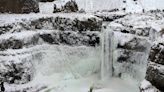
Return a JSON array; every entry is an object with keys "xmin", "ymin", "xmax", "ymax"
[
  {"xmin": 0, "ymin": 60, "xmax": 34, "ymax": 84},
  {"xmin": 145, "ymin": 42, "xmax": 164, "ymax": 91},
  {"xmin": 0, "ymin": 0, "xmax": 39, "ymax": 13},
  {"xmin": 117, "ymin": 37, "xmax": 148, "ymax": 52},
  {"xmin": 146, "ymin": 62, "xmax": 164, "ymax": 91},
  {"xmin": 39, "ymin": 0, "xmax": 55, "ymax": 2},
  {"xmin": 40, "ymin": 31, "xmax": 100, "ymax": 46}
]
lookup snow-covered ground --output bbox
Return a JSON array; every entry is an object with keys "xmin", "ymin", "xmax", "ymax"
[{"xmin": 39, "ymin": 0, "xmax": 164, "ymax": 13}]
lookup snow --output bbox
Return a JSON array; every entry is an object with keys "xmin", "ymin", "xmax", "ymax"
[
  {"xmin": 39, "ymin": 2, "xmax": 54, "ymax": 14},
  {"xmin": 5, "ymin": 73, "xmax": 139, "ymax": 92},
  {"xmin": 0, "ymin": 31, "xmax": 37, "ymax": 41},
  {"xmin": 140, "ymin": 79, "xmax": 160, "ymax": 92},
  {"xmin": 40, "ymin": 0, "xmax": 164, "ymax": 13}
]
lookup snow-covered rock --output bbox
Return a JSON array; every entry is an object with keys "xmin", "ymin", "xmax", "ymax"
[
  {"xmin": 0, "ymin": 31, "xmax": 39, "ymax": 51},
  {"xmin": 61, "ymin": 0, "xmax": 79, "ymax": 13},
  {"xmin": 95, "ymin": 11, "xmax": 126, "ymax": 21},
  {"xmin": 145, "ymin": 39, "xmax": 164, "ymax": 91},
  {"xmin": 140, "ymin": 79, "xmax": 161, "ymax": 92},
  {"xmin": 0, "ymin": 14, "xmax": 102, "ymax": 35},
  {"xmin": 0, "ymin": 56, "xmax": 34, "ymax": 84},
  {"xmin": 40, "ymin": 30, "xmax": 100, "ymax": 46},
  {"xmin": 0, "ymin": 13, "xmax": 102, "ymax": 51}
]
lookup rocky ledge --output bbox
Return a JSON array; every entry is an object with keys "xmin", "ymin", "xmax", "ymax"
[{"xmin": 141, "ymin": 38, "xmax": 164, "ymax": 91}]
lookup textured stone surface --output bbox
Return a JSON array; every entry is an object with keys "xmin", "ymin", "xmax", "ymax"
[
  {"xmin": 40, "ymin": 30, "xmax": 100, "ymax": 46},
  {"xmin": 0, "ymin": 15, "xmax": 102, "ymax": 35},
  {"xmin": 0, "ymin": 32, "xmax": 39, "ymax": 51},
  {"xmin": 95, "ymin": 10, "xmax": 126, "ymax": 21},
  {"xmin": 0, "ymin": 0, "xmax": 39, "ymax": 13},
  {"xmin": 149, "ymin": 43, "xmax": 164, "ymax": 65},
  {"xmin": 117, "ymin": 37, "xmax": 149, "ymax": 52},
  {"xmin": 0, "ymin": 59, "xmax": 34, "ymax": 84},
  {"xmin": 53, "ymin": 0, "xmax": 78, "ymax": 13},
  {"xmin": 146, "ymin": 62, "xmax": 164, "ymax": 91},
  {"xmin": 63, "ymin": 0, "xmax": 78, "ymax": 13},
  {"xmin": 145, "ymin": 40, "xmax": 164, "ymax": 91}
]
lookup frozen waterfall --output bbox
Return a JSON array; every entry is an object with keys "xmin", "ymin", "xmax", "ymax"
[
  {"xmin": 100, "ymin": 23, "xmax": 151, "ymax": 82},
  {"xmin": 101, "ymin": 26, "xmax": 115, "ymax": 81}
]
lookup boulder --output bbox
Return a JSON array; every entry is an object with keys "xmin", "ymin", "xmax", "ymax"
[
  {"xmin": 0, "ymin": 0, "xmax": 39, "ymax": 13},
  {"xmin": 63, "ymin": 0, "xmax": 78, "ymax": 13}
]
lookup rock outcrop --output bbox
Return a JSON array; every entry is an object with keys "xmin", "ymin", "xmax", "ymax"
[
  {"xmin": 0, "ymin": 14, "xmax": 102, "ymax": 35},
  {"xmin": 0, "ymin": 0, "xmax": 39, "ymax": 13},
  {"xmin": 53, "ymin": 0, "xmax": 78, "ymax": 13},
  {"xmin": 63, "ymin": 0, "xmax": 78, "ymax": 13},
  {"xmin": 145, "ymin": 40, "xmax": 164, "ymax": 91}
]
